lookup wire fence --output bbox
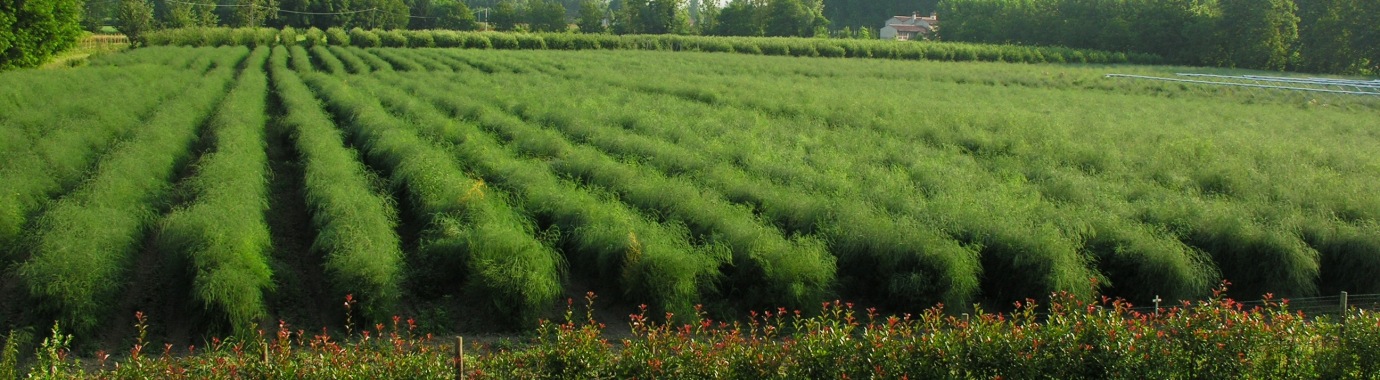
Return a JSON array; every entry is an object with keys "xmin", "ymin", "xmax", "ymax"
[
  {"xmin": 1116, "ymin": 292, "xmax": 1380, "ymax": 319},
  {"xmin": 952, "ymin": 292, "xmax": 1380, "ymax": 324},
  {"xmin": 77, "ymin": 34, "xmax": 131, "ymax": 50},
  {"xmin": 1106, "ymin": 73, "xmax": 1380, "ymax": 97}
]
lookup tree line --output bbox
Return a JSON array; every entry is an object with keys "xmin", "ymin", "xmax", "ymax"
[
  {"xmin": 936, "ymin": 0, "xmax": 1380, "ymax": 74},
  {"xmin": 85, "ymin": 0, "xmax": 831, "ymax": 37},
  {"xmin": 1, "ymin": 0, "xmax": 84, "ymax": 70}
]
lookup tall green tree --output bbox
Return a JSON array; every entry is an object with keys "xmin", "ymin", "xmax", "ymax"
[
  {"xmin": 611, "ymin": 0, "xmax": 639, "ymax": 33},
  {"xmin": 1295, "ymin": 0, "xmax": 1355, "ymax": 73},
  {"xmin": 434, "ymin": 0, "xmax": 478, "ymax": 30},
  {"xmin": 116, "ymin": 0, "xmax": 154, "ymax": 44},
  {"xmin": 491, "ymin": 0, "xmax": 519, "ymax": 30},
  {"xmin": 353, "ymin": 0, "xmax": 409, "ymax": 29},
  {"xmin": 1217, "ymin": 0, "xmax": 1297, "ymax": 70},
  {"xmin": 161, "ymin": 0, "xmax": 217, "ymax": 28},
  {"xmin": 712, "ymin": 0, "xmax": 759, "ymax": 36},
  {"xmin": 645, "ymin": 0, "xmax": 686, "ymax": 34},
  {"xmin": 406, "ymin": 0, "xmax": 432, "ymax": 28},
  {"xmin": 693, "ymin": 0, "xmax": 717, "ymax": 34},
  {"xmin": 764, "ymin": 0, "xmax": 824, "ymax": 37},
  {"xmin": 577, "ymin": 0, "xmax": 606, "ymax": 33},
  {"xmin": 526, "ymin": 0, "xmax": 567, "ymax": 31},
  {"xmin": 0, "ymin": 0, "xmax": 83, "ymax": 69},
  {"xmin": 83, "ymin": 0, "xmax": 116, "ymax": 31},
  {"xmin": 1353, "ymin": 0, "xmax": 1380, "ymax": 74},
  {"xmin": 764, "ymin": 0, "xmax": 806, "ymax": 37},
  {"xmin": 612, "ymin": 0, "xmax": 687, "ymax": 34}
]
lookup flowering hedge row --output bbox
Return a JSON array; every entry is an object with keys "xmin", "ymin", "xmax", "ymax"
[
  {"xmin": 138, "ymin": 27, "xmax": 1164, "ymax": 66},
  {"xmin": 6, "ymin": 284, "xmax": 1379, "ymax": 379}
]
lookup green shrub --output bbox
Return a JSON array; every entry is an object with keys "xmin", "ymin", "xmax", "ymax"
[
  {"xmin": 348, "ymin": 28, "xmax": 380, "ymax": 48},
  {"xmin": 486, "ymin": 32, "xmax": 518, "ymax": 49},
  {"xmin": 514, "ymin": 33, "xmax": 546, "ymax": 49},
  {"xmin": 541, "ymin": 33, "xmax": 574, "ymax": 49},
  {"xmin": 377, "ymin": 29, "xmax": 407, "ymax": 47},
  {"xmin": 403, "ymin": 30, "xmax": 434, "ymax": 47},
  {"xmin": 278, "ymin": 26, "xmax": 298, "ymax": 46},
  {"xmin": 757, "ymin": 40, "xmax": 787, "ymax": 55},
  {"xmin": 462, "ymin": 33, "xmax": 492, "ymax": 49},
  {"xmin": 934, "ymin": 45, "xmax": 956, "ymax": 60},
  {"xmin": 899, "ymin": 45, "xmax": 924, "ymax": 60},
  {"xmin": 698, "ymin": 39, "xmax": 733, "ymax": 53},
  {"xmin": 324, "ymin": 27, "xmax": 349, "ymax": 46},
  {"xmin": 303, "ymin": 27, "xmax": 325, "ymax": 46},
  {"xmin": 785, "ymin": 40, "xmax": 817, "ymax": 57},
  {"xmin": 432, "ymin": 30, "xmax": 463, "ymax": 47},
  {"xmin": 953, "ymin": 46, "xmax": 978, "ymax": 61}
]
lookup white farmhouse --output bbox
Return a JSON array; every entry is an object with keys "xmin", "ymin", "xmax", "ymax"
[{"xmin": 880, "ymin": 12, "xmax": 938, "ymax": 41}]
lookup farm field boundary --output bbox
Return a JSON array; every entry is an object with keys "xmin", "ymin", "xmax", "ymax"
[
  {"xmin": 138, "ymin": 27, "xmax": 1162, "ymax": 66},
  {"xmin": 1, "ymin": 46, "xmax": 1379, "ymax": 352}
]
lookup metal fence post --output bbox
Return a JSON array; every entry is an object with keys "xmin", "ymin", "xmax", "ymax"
[
  {"xmin": 455, "ymin": 336, "xmax": 465, "ymax": 380},
  {"xmin": 1341, "ymin": 291, "xmax": 1349, "ymax": 322}
]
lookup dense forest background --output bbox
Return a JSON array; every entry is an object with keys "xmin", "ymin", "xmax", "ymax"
[{"xmin": 938, "ymin": 0, "xmax": 1379, "ymax": 75}]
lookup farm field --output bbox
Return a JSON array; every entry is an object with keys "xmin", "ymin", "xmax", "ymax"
[{"xmin": 1, "ymin": 45, "xmax": 1379, "ymax": 341}]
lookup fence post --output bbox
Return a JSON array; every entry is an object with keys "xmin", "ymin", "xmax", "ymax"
[
  {"xmin": 1340, "ymin": 291, "xmax": 1349, "ymax": 322},
  {"xmin": 455, "ymin": 336, "xmax": 465, "ymax": 380}
]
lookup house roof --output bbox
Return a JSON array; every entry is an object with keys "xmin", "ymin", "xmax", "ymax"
[
  {"xmin": 888, "ymin": 24, "xmax": 929, "ymax": 33},
  {"xmin": 888, "ymin": 15, "xmax": 939, "ymax": 26}
]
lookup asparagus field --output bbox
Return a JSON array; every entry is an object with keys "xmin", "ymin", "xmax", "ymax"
[{"xmin": 2, "ymin": 45, "xmax": 1378, "ymax": 340}]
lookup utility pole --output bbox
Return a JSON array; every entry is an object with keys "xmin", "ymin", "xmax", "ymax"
[{"xmin": 476, "ymin": 8, "xmax": 490, "ymax": 30}]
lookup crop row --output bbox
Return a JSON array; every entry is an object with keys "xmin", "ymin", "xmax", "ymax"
[
  {"xmin": 390, "ymin": 57, "xmax": 984, "ymax": 308},
  {"xmin": 266, "ymin": 46, "xmax": 405, "ymax": 320},
  {"xmin": 374, "ymin": 72, "xmax": 836, "ymax": 311},
  {"xmin": 402, "ymin": 61, "xmax": 983, "ymax": 309},
  {"xmin": 301, "ymin": 71, "xmax": 564, "ymax": 322},
  {"xmin": 364, "ymin": 48, "xmax": 1380, "ymax": 306},
  {"xmin": 139, "ymin": 27, "xmax": 1161, "ymax": 65},
  {"xmin": 321, "ymin": 70, "xmax": 727, "ymax": 317},
  {"xmin": 555, "ymin": 51, "xmax": 1372, "ymax": 300},
  {"xmin": 449, "ymin": 51, "xmax": 1197, "ymax": 303},
  {"xmin": 156, "ymin": 46, "xmax": 274, "ymax": 334},
  {"xmin": 275, "ymin": 45, "xmax": 1380, "ymax": 317},
  {"xmin": 3, "ymin": 45, "xmax": 1376, "ymax": 338},
  {"xmin": 14, "ymin": 47, "xmax": 248, "ymax": 331},
  {"xmin": 0, "ymin": 63, "xmax": 197, "ymax": 251}
]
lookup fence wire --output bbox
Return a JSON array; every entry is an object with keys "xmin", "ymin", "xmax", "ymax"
[
  {"xmin": 1105, "ymin": 73, "xmax": 1380, "ymax": 97},
  {"xmin": 1113, "ymin": 292, "xmax": 1380, "ymax": 319}
]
